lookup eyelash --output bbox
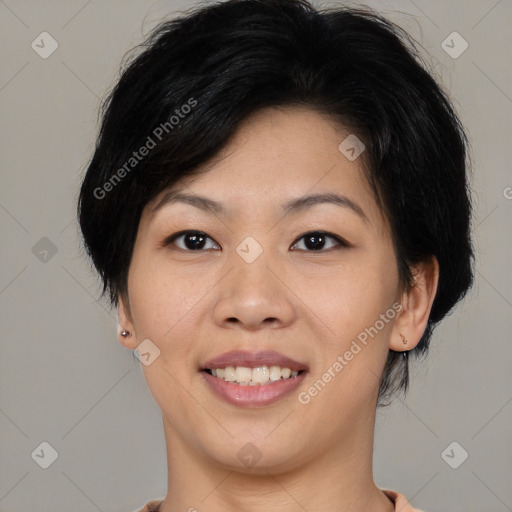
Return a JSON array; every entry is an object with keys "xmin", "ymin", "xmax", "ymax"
[{"xmin": 162, "ymin": 230, "xmax": 350, "ymax": 252}]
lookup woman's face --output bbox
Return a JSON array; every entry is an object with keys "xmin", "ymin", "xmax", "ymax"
[{"xmin": 120, "ymin": 106, "xmax": 403, "ymax": 472}]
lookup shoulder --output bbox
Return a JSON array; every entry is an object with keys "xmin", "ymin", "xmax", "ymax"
[
  {"xmin": 132, "ymin": 498, "xmax": 164, "ymax": 512},
  {"xmin": 381, "ymin": 488, "xmax": 427, "ymax": 512}
]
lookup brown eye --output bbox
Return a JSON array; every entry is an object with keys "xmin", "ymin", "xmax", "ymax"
[
  {"xmin": 291, "ymin": 231, "xmax": 349, "ymax": 251},
  {"xmin": 164, "ymin": 230, "xmax": 220, "ymax": 251}
]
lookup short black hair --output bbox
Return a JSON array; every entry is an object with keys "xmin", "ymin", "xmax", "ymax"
[{"xmin": 77, "ymin": 0, "xmax": 474, "ymax": 406}]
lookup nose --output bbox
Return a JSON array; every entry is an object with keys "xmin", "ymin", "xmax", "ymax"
[{"xmin": 212, "ymin": 250, "xmax": 296, "ymax": 331}]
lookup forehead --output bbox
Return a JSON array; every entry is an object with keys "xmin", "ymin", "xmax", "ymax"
[{"xmin": 144, "ymin": 106, "xmax": 387, "ymax": 231}]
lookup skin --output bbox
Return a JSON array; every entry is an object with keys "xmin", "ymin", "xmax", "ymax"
[{"xmin": 117, "ymin": 106, "xmax": 439, "ymax": 512}]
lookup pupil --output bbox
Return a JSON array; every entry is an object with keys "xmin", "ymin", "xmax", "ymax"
[
  {"xmin": 305, "ymin": 233, "xmax": 325, "ymax": 250},
  {"xmin": 186, "ymin": 233, "xmax": 205, "ymax": 250}
]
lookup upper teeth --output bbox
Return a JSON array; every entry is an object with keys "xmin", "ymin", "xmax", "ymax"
[{"xmin": 208, "ymin": 366, "xmax": 299, "ymax": 385}]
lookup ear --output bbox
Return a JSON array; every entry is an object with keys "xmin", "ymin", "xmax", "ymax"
[
  {"xmin": 390, "ymin": 256, "xmax": 440, "ymax": 351},
  {"xmin": 117, "ymin": 292, "xmax": 139, "ymax": 350}
]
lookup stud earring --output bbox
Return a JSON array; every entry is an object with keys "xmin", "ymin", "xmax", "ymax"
[
  {"xmin": 121, "ymin": 330, "xmax": 130, "ymax": 337},
  {"xmin": 400, "ymin": 332, "xmax": 407, "ymax": 345}
]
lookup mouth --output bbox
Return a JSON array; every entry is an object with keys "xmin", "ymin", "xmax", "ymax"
[
  {"xmin": 200, "ymin": 349, "xmax": 308, "ymax": 383},
  {"xmin": 199, "ymin": 350, "xmax": 308, "ymax": 407}
]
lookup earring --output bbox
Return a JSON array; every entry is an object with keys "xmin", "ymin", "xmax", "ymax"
[
  {"xmin": 400, "ymin": 332, "xmax": 407, "ymax": 345},
  {"xmin": 121, "ymin": 330, "xmax": 130, "ymax": 337}
]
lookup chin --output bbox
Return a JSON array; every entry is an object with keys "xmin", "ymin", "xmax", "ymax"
[{"xmin": 202, "ymin": 433, "xmax": 307, "ymax": 475}]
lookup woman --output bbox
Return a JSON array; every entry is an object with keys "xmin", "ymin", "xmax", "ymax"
[{"xmin": 77, "ymin": 0, "xmax": 473, "ymax": 510}]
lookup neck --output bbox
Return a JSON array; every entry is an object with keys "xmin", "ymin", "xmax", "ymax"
[{"xmin": 158, "ymin": 407, "xmax": 394, "ymax": 512}]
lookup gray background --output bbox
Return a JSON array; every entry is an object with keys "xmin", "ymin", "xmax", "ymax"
[{"xmin": 0, "ymin": 0, "xmax": 511, "ymax": 511}]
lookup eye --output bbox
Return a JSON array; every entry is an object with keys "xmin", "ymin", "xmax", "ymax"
[
  {"xmin": 290, "ymin": 231, "xmax": 349, "ymax": 251},
  {"xmin": 163, "ymin": 230, "xmax": 220, "ymax": 251},
  {"xmin": 162, "ymin": 229, "xmax": 349, "ymax": 252}
]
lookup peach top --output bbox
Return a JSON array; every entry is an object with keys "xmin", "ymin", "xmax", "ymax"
[{"xmin": 133, "ymin": 489, "xmax": 425, "ymax": 511}]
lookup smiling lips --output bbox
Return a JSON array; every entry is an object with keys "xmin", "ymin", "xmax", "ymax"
[{"xmin": 200, "ymin": 350, "xmax": 308, "ymax": 407}]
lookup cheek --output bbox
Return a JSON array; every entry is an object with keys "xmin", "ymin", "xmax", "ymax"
[
  {"xmin": 126, "ymin": 254, "xmax": 210, "ymax": 418},
  {"xmin": 127, "ymin": 252, "xmax": 208, "ymax": 337},
  {"xmin": 126, "ymin": 251, "xmax": 228, "ymax": 385},
  {"xmin": 300, "ymin": 254, "xmax": 398, "ymax": 346},
  {"xmin": 295, "ymin": 268, "xmax": 397, "ymax": 429}
]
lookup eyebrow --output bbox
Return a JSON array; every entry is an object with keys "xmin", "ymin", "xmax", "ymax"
[{"xmin": 151, "ymin": 190, "xmax": 369, "ymax": 223}]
